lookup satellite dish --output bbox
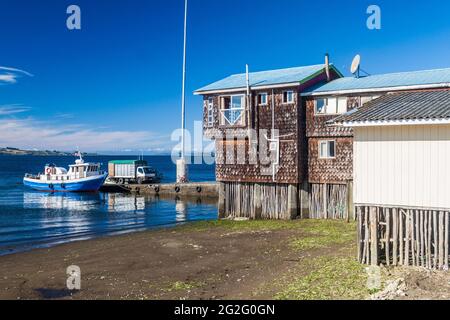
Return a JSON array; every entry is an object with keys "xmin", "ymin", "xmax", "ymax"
[{"xmin": 350, "ymin": 54, "xmax": 361, "ymax": 75}]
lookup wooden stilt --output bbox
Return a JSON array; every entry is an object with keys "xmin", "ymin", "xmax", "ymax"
[
  {"xmin": 370, "ymin": 207, "xmax": 379, "ymax": 266},
  {"xmin": 393, "ymin": 208, "xmax": 398, "ymax": 266},
  {"xmin": 427, "ymin": 211, "xmax": 432, "ymax": 269},
  {"xmin": 411, "ymin": 210, "xmax": 416, "ymax": 266},
  {"xmin": 405, "ymin": 210, "xmax": 410, "ymax": 267},
  {"xmin": 433, "ymin": 211, "xmax": 438, "ymax": 270},
  {"xmin": 445, "ymin": 212, "xmax": 449, "ymax": 270},
  {"xmin": 399, "ymin": 210, "xmax": 404, "ymax": 265},
  {"xmin": 439, "ymin": 211, "xmax": 444, "ymax": 269},
  {"xmin": 364, "ymin": 207, "xmax": 369, "ymax": 264},
  {"xmin": 415, "ymin": 210, "xmax": 420, "ymax": 266},
  {"xmin": 385, "ymin": 208, "xmax": 390, "ymax": 266}
]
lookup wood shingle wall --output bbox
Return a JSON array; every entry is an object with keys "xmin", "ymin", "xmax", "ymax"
[{"xmin": 204, "ymin": 89, "xmax": 305, "ymax": 184}]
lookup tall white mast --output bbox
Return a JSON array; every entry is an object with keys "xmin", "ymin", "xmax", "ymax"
[
  {"xmin": 181, "ymin": 0, "xmax": 188, "ymax": 159},
  {"xmin": 177, "ymin": 0, "xmax": 189, "ymax": 183}
]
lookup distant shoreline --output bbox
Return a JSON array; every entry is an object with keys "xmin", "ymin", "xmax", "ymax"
[
  {"xmin": 0, "ymin": 147, "xmax": 97, "ymax": 157},
  {"xmin": 0, "ymin": 149, "xmax": 208, "ymax": 157}
]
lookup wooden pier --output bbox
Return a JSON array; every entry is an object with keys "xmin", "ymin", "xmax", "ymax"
[{"xmin": 102, "ymin": 182, "xmax": 218, "ymax": 199}]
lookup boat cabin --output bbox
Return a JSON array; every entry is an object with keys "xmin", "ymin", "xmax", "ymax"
[{"xmin": 41, "ymin": 159, "xmax": 102, "ymax": 182}]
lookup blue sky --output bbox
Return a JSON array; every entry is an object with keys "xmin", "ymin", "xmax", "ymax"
[{"xmin": 1, "ymin": 0, "xmax": 449, "ymax": 153}]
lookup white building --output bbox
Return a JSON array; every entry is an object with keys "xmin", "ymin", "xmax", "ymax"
[{"xmin": 334, "ymin": 90, "xmax": 450, "ymax": 269}]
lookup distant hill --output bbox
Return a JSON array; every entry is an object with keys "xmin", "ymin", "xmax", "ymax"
[{"xmin": 0, "ymin": 147, "xmax": 97, "ymax": 156}]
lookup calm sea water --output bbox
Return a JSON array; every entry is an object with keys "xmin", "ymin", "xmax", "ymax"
[{"xmin": 0, "ymin": 155, "xmax": 217, "ymax": 255}]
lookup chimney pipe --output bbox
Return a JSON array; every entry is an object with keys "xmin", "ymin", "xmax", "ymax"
[{"xmin": 325, "ymin": 53, "xmax": 331, "ymax": 82}]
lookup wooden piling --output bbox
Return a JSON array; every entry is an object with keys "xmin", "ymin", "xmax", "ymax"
[
  {"xmin": 392, "ymin": 208, "xmax": 398, "ymax": 266},
  {"xmin": 364, "ymin": 206, "xmax": 369, "ymax": 264},
  {"xmin": 439, "ymin": 212, "xmax": 445, "ymax": 269},
  {"xmin": 384, "ymin": 208, "xmax": 391, "ymax": 266},
  {"xmin": 405, "ymin": 210, "xmax": 410, "ymax": 266},
  {"xmin": 399, "ymin": 209, "xmax": 404, "ymax": 265},
  {"xmin": 369, "ymin": 207, "xmax": 379, "ymax": 266},
  {"xmin": 445, "ymin": 212, "xmax": 449, "ymax": 270},
  {"xmin": 427, "ymin": 210, "xmax": 433, "ymax": 269},
  {"xmin": 356, "ymin": 205, "xmax": 450, "ymax": 270}
]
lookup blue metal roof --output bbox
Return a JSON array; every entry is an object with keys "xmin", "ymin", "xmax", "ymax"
[
  {"xmin": 303, "ymin": 67, "xmax": 450, "ymax": 95},
  {"xmin": 195, "ymin": 64, "xmax": 341, "ymax": 93}
]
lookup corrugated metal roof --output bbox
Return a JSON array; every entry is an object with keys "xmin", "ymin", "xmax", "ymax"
[
  {"xmin": 332, "ymin": 90, "xmax": 450, "ymax": 124},
  {"xmin": 195, "ymin": 64, "xmax": 341, "ymax": 93},
  {"xmin": 303, "ymin": 67, "xmax": 450, "ymax": 95}
]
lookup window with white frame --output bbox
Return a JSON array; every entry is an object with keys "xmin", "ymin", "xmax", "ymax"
[
  {"xmin": 258, "ymin": 93, "xmax": 268, "ymax": 106},
  {"xmin": 283, "ymin": 90, "xmax": 294, "ymax": 104},
  {"xmin": 319, "ymin": 140, "xmax": 336, "ymax": 159},
  {"xmin": 220, "ymin": 95, "xmax": 245, "ymax": 126},
  {"xmin": 315, "ymin": 97, "xmax": 347, "ymax": 115},
  {"xmin": 207, "ymin": 97, "xmax": 214, "ymax": 127}
]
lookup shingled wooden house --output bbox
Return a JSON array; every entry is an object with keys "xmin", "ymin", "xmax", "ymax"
[
  {"xmin": 301, "ymin": 67, "xmax": 450, "ymax": 220},
  {"xmin": 194, "ymin": 60, "xmax": 342, "ymax": 220}
]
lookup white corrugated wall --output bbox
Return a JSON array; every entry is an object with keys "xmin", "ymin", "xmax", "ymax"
[{"xmin": 354, "ymin": 124, "xmax": 450, "ymax": 210}]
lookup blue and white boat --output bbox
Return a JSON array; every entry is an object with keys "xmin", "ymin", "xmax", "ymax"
[{"xmin": 23, "ymin": 154, "xmax": 107, "ymax": 192}]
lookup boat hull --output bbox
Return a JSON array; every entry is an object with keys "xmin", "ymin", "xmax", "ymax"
[{"xmin": 23, "ymin": 173, "xmax": 108, "ymax": 192}]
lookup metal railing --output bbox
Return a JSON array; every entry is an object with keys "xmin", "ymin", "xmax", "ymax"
[{"xmin": 220, "ymin": 108, "xmax": 245, "ymax": 126}]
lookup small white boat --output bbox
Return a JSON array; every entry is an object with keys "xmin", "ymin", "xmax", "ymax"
[{"xmin": 23, "ymin": 154, "xmax": 107, "ymax": 192}]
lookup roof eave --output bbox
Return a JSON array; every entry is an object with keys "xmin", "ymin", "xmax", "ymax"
[
  {"xmin": 194, "ymin": 81, "xmax": 302, "ymax": 96},
  {"xmin": 301, "ymin": 82, "xmax": 450, "ymax": 97},
  {"xmin": 341, "ymin": 118, "xmax": 450, "ymax": 127}
]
